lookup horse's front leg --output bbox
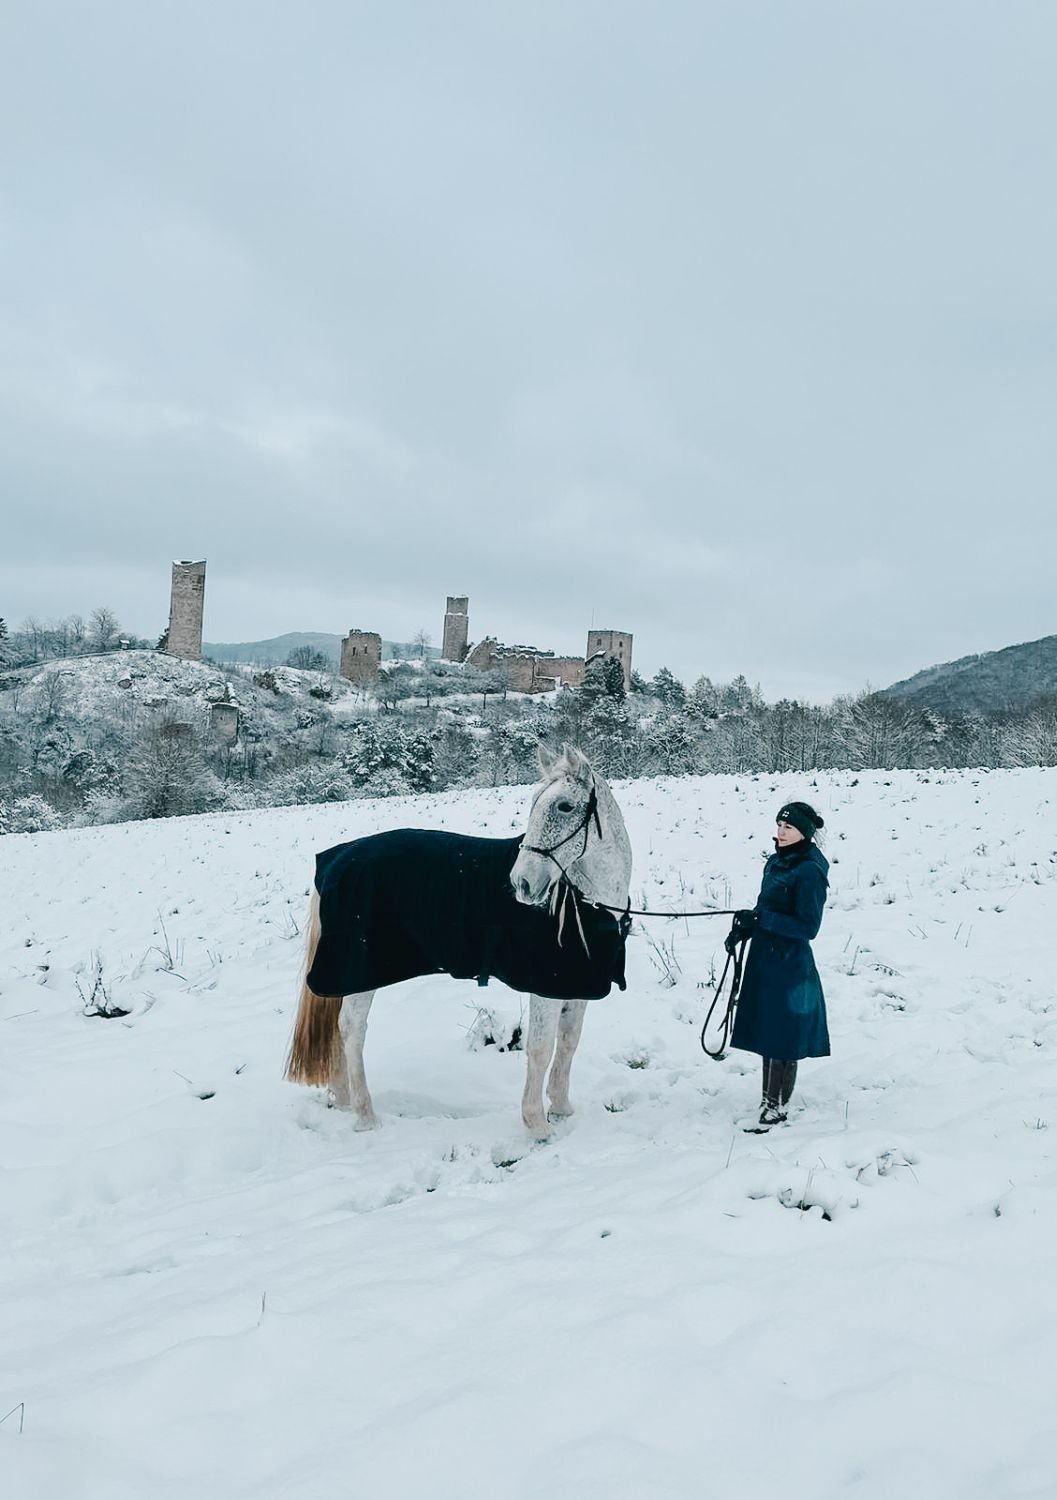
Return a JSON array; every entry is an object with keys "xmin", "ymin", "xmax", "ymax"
[
  {"xmin": 547, "ymin": 999, "xmax": 588, "ymax": 1119},
  {"xmin": 521, "ymin": 994, "xmax": 561, "ymax": 1138}
]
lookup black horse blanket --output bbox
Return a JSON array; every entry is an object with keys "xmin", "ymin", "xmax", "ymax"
[{"xmin": 306, "ymin": 829, "xmax": 629, "ymax": 1002}]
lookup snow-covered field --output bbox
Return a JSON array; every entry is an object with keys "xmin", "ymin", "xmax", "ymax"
[{"xmin": 3, "ymin": 768, "xmax": 1056, "ymax": 1499}]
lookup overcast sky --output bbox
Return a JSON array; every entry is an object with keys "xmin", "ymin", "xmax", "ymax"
[{"xmin": 2, "ymin": 2, "xmax": 1055, "ymax": 699}]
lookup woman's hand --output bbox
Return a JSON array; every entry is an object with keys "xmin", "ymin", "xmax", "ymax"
[{"xmin": 725, "ymin": 909, "xmax": 757, "ymax": 953}]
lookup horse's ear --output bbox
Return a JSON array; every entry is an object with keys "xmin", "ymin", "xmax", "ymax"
[
  {"xmin": 537, "ymin": 743, "xmax": 557, "ymax": 775},
  {"xmin": 560, "ymin": 743, "xmax": 591, "ymax": 783}
]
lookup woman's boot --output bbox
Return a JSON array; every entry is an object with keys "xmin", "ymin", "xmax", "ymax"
[{"xmin": 745, "ymin": 1059, "xmax": 789, "ymax": 1132}]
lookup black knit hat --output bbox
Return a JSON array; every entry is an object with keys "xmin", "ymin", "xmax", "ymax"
[{"xmin": 776, "ymin": 801, "xmax": 824, "ymax": 841}]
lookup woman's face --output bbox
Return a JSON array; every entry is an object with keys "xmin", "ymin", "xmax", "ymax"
[{"xmin": 775, "ymin": 819, "xmax": 805, "ymax": 848}]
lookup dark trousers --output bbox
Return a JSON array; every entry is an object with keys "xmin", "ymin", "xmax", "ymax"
[{"xmin": 762, "ymin": 1058, "xmax": 798, "ymax": 1109}]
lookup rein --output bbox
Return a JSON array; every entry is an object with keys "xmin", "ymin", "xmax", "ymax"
[
  {"xmin": 591, "ymin": 895, "xmax": 747, "ymax": 1058},
  {"xmin": 594, "ymin": 901, "xmax": 738, "ymax": 920},
  {"xmin": 523, "ymin": 782, "xmax": 738, "ymax": 921}
]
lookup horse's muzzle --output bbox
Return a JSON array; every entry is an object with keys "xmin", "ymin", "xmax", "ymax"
[
  {"xmin": 511, "ymin": 852, "xmax": 552, "ymax": 907},
  {"xmin": 514, "ymin": 874, "xmax": 545, "ymax": 906}
]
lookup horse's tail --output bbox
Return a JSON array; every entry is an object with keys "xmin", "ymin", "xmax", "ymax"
[{"xmin": 285, "ymin": 892, "xmax": 343, "ymax": 1086}]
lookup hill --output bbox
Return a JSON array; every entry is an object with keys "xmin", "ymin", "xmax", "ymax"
[
  {"xmin": 0, "ymin": 649, "xmax": 375, "ymax": 830},
  {"xmin": 883, "ymin": 632, "xmax": 1057, "ymax": 714},
  {"xmin": 3, "ymin": 768, "xmax": 1056, "ymax": 1496},
  {"xmin": 203, "ymin": 631, "xmax": 440, "ymax": 667}
]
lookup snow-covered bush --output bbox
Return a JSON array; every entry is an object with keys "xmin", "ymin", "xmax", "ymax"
[
  {"xmin": 264, "ymin": 762, "xmax": 359, "ymax": 806},
  {"xmin": 0, "ymin": 793, "xmax": 65, "ymax": 835},
  {"xmin": 343, "ymin": 721, "xmax": 436, "ymax": 796}
]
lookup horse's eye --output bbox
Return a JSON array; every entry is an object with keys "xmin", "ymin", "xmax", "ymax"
[{"xmin": 556, "ymin": 800, "xmax": 574, "ymax": 814}]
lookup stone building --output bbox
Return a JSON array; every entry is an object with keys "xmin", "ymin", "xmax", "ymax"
[
  {"xmin": 444, "ymin": 592, "xmax": 631, "ymax": 696},
  {"xmin": 166, "ymin": 560, "xmax": 206, "ymax": 660},
  {"xmin": 340, "ymin": 629, "xmax": 381, "ymax": 684},
  {"xmin": 442, "ymin": 596, "xmax": 470, "ymax": 662},
  {"xmin": 467, "ymin": 638, "xmax": 586, "ymax": 693},
  {"xmin": 585, "ymin": 629, "xmax": 633, "ymax": 691},
  {"xmin": 209, "ymin": 702, "xmax": 240, "ymax": 744}
]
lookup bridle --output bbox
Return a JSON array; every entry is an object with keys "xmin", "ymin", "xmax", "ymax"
[
  {"xmin": 520, "ymin": 781, "xmax": 602, "ymax": 876},
  {"xmin": 519, "ymin": 781, "xmax": 622, "ymax": 955}
]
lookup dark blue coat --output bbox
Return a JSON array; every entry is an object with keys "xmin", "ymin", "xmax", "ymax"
[{"xmin": 731, "ymin": 841, "xmax": 830, "ymax": 1061}]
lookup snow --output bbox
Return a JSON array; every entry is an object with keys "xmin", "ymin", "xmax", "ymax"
[{"xmin": 2, "ymin": 768, "xmax": 1056, "ymax": 1498}]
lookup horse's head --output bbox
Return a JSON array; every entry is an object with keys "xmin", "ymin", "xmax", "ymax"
[{"xmin": 511, "ymin": 743, "xmax": 631, "ymax": 909}]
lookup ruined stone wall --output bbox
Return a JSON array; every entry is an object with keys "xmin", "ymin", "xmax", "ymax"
[
  {"xmin": 466, "ymin": 640, "xmax": 586, "ymax": 692},
  {"xmin": 542, "ymin": 656, "xmax": 585, "ymax": 689},
  {"xmin": 503, "ymin": 655, "xmax": 538, "ymax": 693},
  {"xmin": 467, "ymin": 637, "xmax": 498, "ymax": 672},
  {"xmin": 166, "ymin": 560, "xmax": 206, "ymax": 660},
  {"xmin": 442, "ymin": 596, "xmax": 470, "ymax": 662},
  {"xmin": 586, "ymin": 629, "xmax": 633, "ymax": 690},
  {"xmin": 340, "ymin": 629, "xmax": 381, "ymax": 684}
]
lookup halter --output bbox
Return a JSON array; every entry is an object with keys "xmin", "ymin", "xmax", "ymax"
[
  {"xmin": 521, "ymin": 782, "xmax": 603, "ymax": 872},
  {"xmin": 520, "ymin": 782, "xmax": 624, "ymax": 957}
]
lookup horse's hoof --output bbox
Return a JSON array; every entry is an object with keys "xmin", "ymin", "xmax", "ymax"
[
  {"xmin": 353, "ymin": 1112, "xmax": 379, "ymax": 1132},
  {"xmin": 522, "ymin": 1113, "xmax": 551, "ymax": 1140},
  {"xmin": 547, "ymin": 1101, "xmax": 574, "ymax": 1120}
]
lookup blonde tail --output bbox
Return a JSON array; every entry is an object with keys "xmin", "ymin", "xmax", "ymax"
[{"xmin": 285, "ymin": 892, "xmax": 343, "ymax": 1085}]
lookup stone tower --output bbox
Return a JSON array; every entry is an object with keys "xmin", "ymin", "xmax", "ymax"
[
  {"xmin": 442, "ymin": 596, "xmax": 469, "ymax": 663},
  {"xmin": 586, "ymin": 628, "xmax": 633, "ymax": 691},
  {"xmin": 340, "ymin": 629, "xmax": 381, "ymax": 684},
  {"xmin": 166, "ymin": 560, "xmax": 206, "ymax": 660}
]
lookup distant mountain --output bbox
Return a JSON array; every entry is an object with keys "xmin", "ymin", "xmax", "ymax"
[
  {"xmin": 882, "ymin": 634, "xmax": 1057, "ymax": 715},
  {"xmin": 202, "ymin": 632, "xmax": 440, "ymax": 668}
]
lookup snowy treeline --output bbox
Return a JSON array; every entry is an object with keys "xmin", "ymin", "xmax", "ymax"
[
  {"xmin": 3, "ymin": 649, "xmax": 1057, "ymax": 834},
  {"xmin": 0, "ymin": 608, "xmax": 151, "ymax": 660}
]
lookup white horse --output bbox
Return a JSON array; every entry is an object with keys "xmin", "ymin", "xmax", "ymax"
[{"xmin": 285, "ymin": 744, "xmax": 632, "ymax": 1137}]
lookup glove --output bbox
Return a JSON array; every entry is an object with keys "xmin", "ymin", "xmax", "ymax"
[
  {"xmin": 724, "ymin": 909, "xmax": 756, "ymax": 955},
  {"xmin": 733, "ymin": 908, "xmax": 757, "ymax": 937}
]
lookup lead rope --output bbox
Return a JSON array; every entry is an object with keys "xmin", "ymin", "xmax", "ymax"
[
  {"xmin": 524, "ymin": 781, "xmax": 739, "ymax": 973},
  {"xmin": 593, "ymin": 900, "xmax": 738, "ymax": 920},
  {"xmin": 699, "ymin": 935, "xmax": 749, "ymax": 1060}
]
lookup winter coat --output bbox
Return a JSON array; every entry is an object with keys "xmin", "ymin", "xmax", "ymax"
[
  {"xmin": 306, "ymin": 829, "xmax": 629, "ymax": 1002},
  {"xmin": 730, "ymin": 840, "xmax": 830, "ymax": 1061}
]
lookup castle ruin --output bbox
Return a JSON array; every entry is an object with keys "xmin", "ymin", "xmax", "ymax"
[
  {"xmin": 340, "ymin": 629, "xmax": 381, "ymax": 684},
  {"xmin": 166, "ymin": 560, "xmax": 207, "ymax": 660},
  {"xmin": 209, "ymin": 701, "xmax": 241, "ymax": 743},
  {"xmin": 467, "ymin": 639, "xmax": 587, "ymax": 693},
  {"xmin": 442, "ymin": 596, "xmax": 470, "ymax": 663},
  {"xmin": 585, "ymin": 629, "xmax": 633, "ymax": 691},
  {"xmin": 451, "ymin": 595, "xmax": 632, "ymax": 694}
]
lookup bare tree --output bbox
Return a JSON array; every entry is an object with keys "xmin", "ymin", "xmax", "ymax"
[
  {"xmin": 19, "ymin": 617, "xmax": 46, "ymax": 662},
  {"xmin": 67, "ymin": 614, "xmax": 87, "ymax": 653},
  {"xmin": 89, "ymin": 606, "xmax": 121, "ymax": 652},
  {"xmin": 36, "ymin": 669, "xmax": 70, "ymax": 725},
  {"xmin": 286, "ymin": 645, "xmax": 330, "ymax": 671}
]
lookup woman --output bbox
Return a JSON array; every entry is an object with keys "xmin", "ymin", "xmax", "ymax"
[{"xmin": 729, "ymin": 800, "xmax": 830, "ymax": 1131}]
